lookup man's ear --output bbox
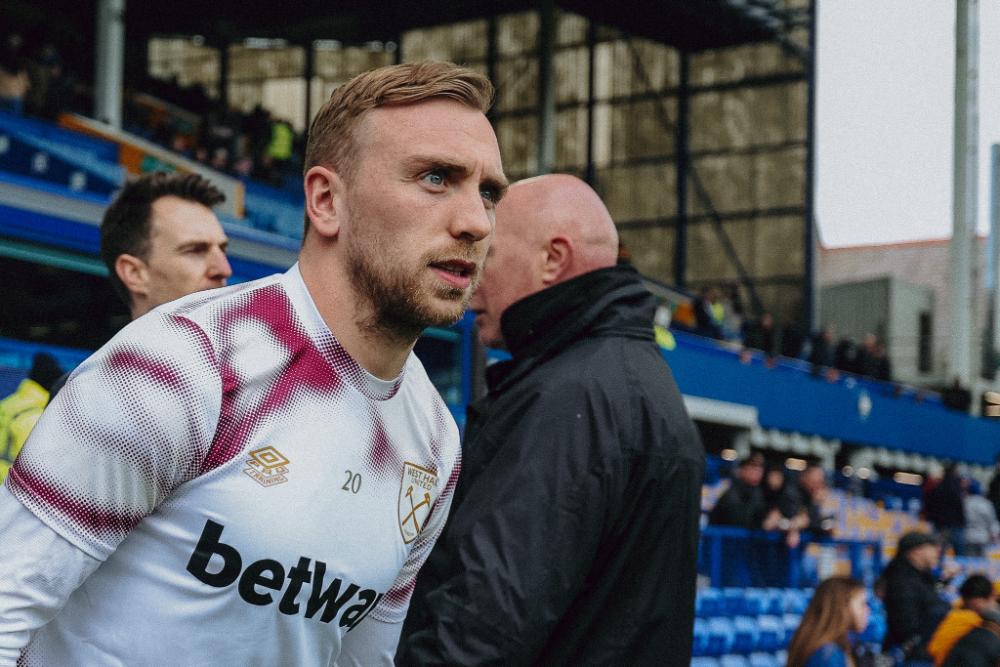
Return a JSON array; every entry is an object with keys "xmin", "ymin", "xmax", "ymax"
[
  {"xmin": 304, "ymin": 165, "xmax": 346, "ymax": 239},
  {"xmin": 540, "ymin": 235, "xmax": 572, "ymax": 285},
  {"xmin": 115, "ymin": 254, "xmax": 148, "ymax": 298}
]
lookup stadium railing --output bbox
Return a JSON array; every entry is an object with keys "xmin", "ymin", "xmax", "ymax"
[{"xmin": 700, "ymin": 526, "xmax": 882, "ymax": 589}]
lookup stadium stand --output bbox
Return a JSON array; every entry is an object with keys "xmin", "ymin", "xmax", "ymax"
[{"xmin": 3, "ymin": 13, "xmax": 1000, "ymax": 665}]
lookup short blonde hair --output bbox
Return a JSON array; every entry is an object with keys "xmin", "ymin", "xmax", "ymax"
[{"xmin": 304, "ymin": 60, "xmax": 494, "ymax": 179}]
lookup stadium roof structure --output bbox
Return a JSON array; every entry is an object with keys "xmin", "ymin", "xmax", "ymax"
[
  {"xmin": 126, "ymin": 0, "xmax": 801, "ymax": 52},
  {"xmin": 20, "ymin": 0, "xmax": 806, "ymax": 57}
]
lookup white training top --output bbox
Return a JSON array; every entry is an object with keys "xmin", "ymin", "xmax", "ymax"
[{"xmin": 0, "ymin": 264, "xmax": 461, "ymax": 667}]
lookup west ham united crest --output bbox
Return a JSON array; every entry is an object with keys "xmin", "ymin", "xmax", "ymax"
[{"xmin": 398, "ymin": 462, "xmax": 438, "ymax": 544}]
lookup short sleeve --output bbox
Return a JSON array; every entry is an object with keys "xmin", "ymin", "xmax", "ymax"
[{"xmin": 6, "ymin": 312, "xmax": 222, "ymax": 559}]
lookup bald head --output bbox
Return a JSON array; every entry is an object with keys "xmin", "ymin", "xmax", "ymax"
[
  {"xmin": 469, "ymin": 173, "xmax": 620, "ymax": 348},
  {"xmin": 499, "ymin": 174, "xmax": 619, "ymax": 276}
]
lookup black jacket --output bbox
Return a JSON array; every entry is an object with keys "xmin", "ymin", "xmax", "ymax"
[
  {"xmin": 941, "ymin": 616, "xmax": 1000, "ymax": 667},
  {"xmin": 709, "ymin": 479, "xmax": 767, "ymax": 529},
  {"xmin": 397, "ymin": 265, "xmax": 704, "ymax": 666},
  {"xmin": 879, "ymin": 557, "xmax": 950, "ymax": 655}
]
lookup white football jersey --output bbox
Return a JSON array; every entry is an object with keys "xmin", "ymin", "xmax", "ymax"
[{"xmin": 4, "ymin": 265, "xmax": 461, "ymax": 666}]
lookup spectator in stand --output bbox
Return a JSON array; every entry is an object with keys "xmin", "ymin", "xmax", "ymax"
[
  {"xmin": 781, "ymin": 322, "xmax": 807, "ymax": 359},
  {"xmin": 942, "ymin": 378, "xmax": 973, "ymax": 413},
  {"xmin": 963, "ymin": 480, "xmax": 999, "ymax": 557},
  {"xmin": 786, "ymin": 576, "xmax": 870, "ymax": 667},
  {"xmin": 693, "ymin": 286, "xmax": 724, "ymax": 339},
  {"xmin": 855, "ymin": 333, "xmax": 880, "ymax": 378},
  {"xmin": 941, "ymin": 590, "xmax": 1000, "ymax": 666},
  {"xmin": 0, "ymin": 34, "xmax": 29, "ymax": 115},
  {"xmin": 809, "ymin": 327, "xmax": 837, "ymax": 376},
  {"xmin": 874, "ymin": 340, "xmax": 893, "ymax": 382},
  {"xmin": 719, "ymin": 282, "xmax": 744, "ymax": 340},
  {"xmin": 0, "ymin": 353, "xmax": 62, "ymax": 483},
  {"xmin": 709, "ymin": 452, "xmax": 768, "ymax": 529},
  {"xmin": 743, "ymin": 312, "xmax": 778, "ymax": 359},
  {"xmin": 792, "ymin": 464, "xmax": 835, "ymax": 539},
  {"xmin": 267, "ymin": 117, "xmax": 295, "ymax": 173},
  {"xmin": 834, "ymin": 337, "xmax": 858, "ymax": 375},
  {"xmin": 244, "ymin": 104, "xmax": 272, "ymax": 159},
  {"xmin": 923, "ymin": 464, "xmax": 967, "ymax": 556},
  {"xmin": 987, "ymin": 453, "xmax": 1000, "ymax": 521},
  {"xmin": 928, "ymin": 574, "xmax": 1000, "ymax": 666},
  {"xmin": 879, "ymin": 531, "xmax": 951, "ymax": 663},
  {"xmin": 761, "ymin": 462, "xmax": 806, "ymax": 547}
]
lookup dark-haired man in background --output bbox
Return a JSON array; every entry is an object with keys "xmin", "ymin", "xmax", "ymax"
[
  {"xmin": 48, "ymin": 171, "xmax": 232, "ymax": 399},
  {"xmin": 99, "ymin": 171, "xmax": 232, "ymax": 321}
]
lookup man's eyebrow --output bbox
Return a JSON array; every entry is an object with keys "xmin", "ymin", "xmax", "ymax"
[
  {"xmin": 484, "ymin": 175, "xmax": 509, "ymax": 202},
  {"xmin": 403, "ymin": 156, "xmax": 510, "ymax": 196},
  {"xmin": 176, "ymin": 239, "xmax": 228, "ymax": 252}
]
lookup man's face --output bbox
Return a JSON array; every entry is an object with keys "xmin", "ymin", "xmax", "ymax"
[
  {"xmin": 738, "ymin": 462, "xmax": 765, "ymax": 487},
  {"xmin": 469, "ymin": 190, "xmax": 544, "ymax": 348},
  {"xmin": 800, "ymin": 468, "xmax": 825, "ymax": 495},
  {"xmin": 142, "ymin": 196, "xmax": 231, "ymax": 310},
  {"xmin": 909, "ymin": 543, "xmax": 941, "ymax": 571},
  {"xmin": 341, "ymin": 98, "xmax": 504, "ymax": 340}
]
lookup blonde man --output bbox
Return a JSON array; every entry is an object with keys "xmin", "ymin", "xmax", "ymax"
[{"xmin": 0, "ymin": 61, "xmax": 506, "ymax": 666}]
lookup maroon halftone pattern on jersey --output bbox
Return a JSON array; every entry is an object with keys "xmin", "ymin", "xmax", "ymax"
[
  {"xmin": 104, "ymin": 349, "xmax": 186, "ymax": 390},
  {"xmin": 364, "ymin": 404, "xmax": 402, "ymax": 480},
  {"xmin": 7, "ymin": 312, "xmax": 222, "ymax": 554},
  {"xmin": 424, "ymin": 459, "xmax": 461, "ymax": 528},
  {"xmin": 429, "ymin": 399, "xmax": 450, "ymax": 461},
  {"xmin": 201, "ymin": 285, "xmax": 346, "ymax": 473},
  {"xmin": 8, "ymin": 465, "xmax": 144, "ymax": 538},
  {"xmin": 381, "ymin": 576, "xmax": 416, "ymax": 610}
]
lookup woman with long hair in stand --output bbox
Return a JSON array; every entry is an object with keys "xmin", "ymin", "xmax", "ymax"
[{"xmin": 786, "ymin": 576, "xmax": 871, "ymax": 667}]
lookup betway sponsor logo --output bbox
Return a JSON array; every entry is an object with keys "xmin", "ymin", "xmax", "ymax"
[{"xmin": 186, "ymin": 520, "xmax": 383, "ymax": 630}]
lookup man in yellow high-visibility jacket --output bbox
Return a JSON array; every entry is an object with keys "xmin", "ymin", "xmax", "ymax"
[{"xmin": 0, "ymin": 353, "xmax": 62, "ymax": 483}]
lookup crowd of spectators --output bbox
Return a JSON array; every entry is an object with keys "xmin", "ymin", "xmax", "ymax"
[
  {"xmin": 710, "ymin": 454, "xmax": 1000, "ymax": 665},
  {"xmin": 0, "ymin": 31, "xmax": 88, "ymax": 119},
  {"xmin": 125, "ymin": 75, "xmax": 304, "ymax": 190},
  {"xmin": 0, "ymin": 29, "xmax": 304, "ymax": 192},
  {"xmin": 671, "ymin": 284, "xmax": 894, "ymax": 384}
]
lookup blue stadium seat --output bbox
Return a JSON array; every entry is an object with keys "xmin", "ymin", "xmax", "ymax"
[
  {"xmin": 707, "ymin": 617, "xmax": 736, "ymax": 655},
  {"xmin": 742, "ymin": 589, "xmax": 768, "ymax": 616},
  {"xmin": 691, "ymin": 658, "xmax": 720, "ymax": 667},
  {"xmin": 732, "ymin": 616, "xmax": 759, "ymax": 653},
  {"xmin": 782, "ymin": 588, "xmax": 810, "ymax": 614},
  {"xmin": 755, "ymin": 615, "xmax": 784, "ymax": 653},
  {"xmin": 763, "ymin": 588, "xmax": 785, "ymax": 614},
  {"xmin": 698, "ymin": 588, "xmax": 724, "ymax": 617},
  {"xmin": 723, "ymin": 587, "xmax": 748, "ymax": 615},
  {"xmin": 748, "ymin": 653, "xmax": 781, "ymax": 667},
  {"xmin": 782, "ymin": 613, "xmax": 802, "ymax": 644},
  {"xmin": 693, "ymin": 618, "xmax": 711, "ymax": 656}
]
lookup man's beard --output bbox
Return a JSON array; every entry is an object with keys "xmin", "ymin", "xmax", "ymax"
[{"xmin": 346, "ymin": 230, "xmax": 480, "ymax": 344}]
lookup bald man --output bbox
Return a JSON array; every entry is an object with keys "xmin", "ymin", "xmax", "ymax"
[{"xmin": 398, "ymin": 175, "xmax": 703, "ymax": 666}]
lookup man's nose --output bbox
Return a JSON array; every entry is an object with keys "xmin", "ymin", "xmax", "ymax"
[
  {"xmin": 449, "ymin": 187, "xmax": 494, "ymax": 243},
  {"xmin": 209, "ymin": 247, "xmax": 233, "ymax": 282}
]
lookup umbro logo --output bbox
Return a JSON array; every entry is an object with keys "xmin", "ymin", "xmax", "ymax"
[{"xmin": 244, "ymin": 446, "xmax": 290, "ymax": 487}]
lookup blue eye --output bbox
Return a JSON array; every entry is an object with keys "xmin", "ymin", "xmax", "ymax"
[
  {"xmin": 480, "ymin": 188, "xmax": 495, "ymax": 202},
  {"xmin": 424, "ymin": 171, "xmax": 445, "ymax": 186}
]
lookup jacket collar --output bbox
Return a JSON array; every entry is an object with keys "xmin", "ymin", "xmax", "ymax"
[{"xmin": 484, "ymin": 263, "xmax": 656, "ymax": 394}]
